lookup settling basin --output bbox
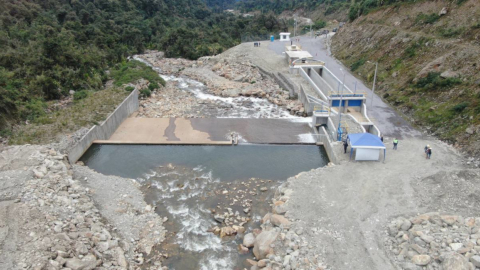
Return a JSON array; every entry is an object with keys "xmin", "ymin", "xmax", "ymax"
[{"xmin": 80, "ymin": 144, "xmax": 328, "ymax": 269}]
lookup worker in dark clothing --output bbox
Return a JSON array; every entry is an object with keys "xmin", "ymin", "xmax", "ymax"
[{"xmin": 343, "ymin": 140, "xmax": 348, "ymax": 154}]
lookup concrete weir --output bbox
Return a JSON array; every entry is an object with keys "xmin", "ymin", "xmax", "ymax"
[{"xmin": 93, "ymin": 118, "xmax": 316, "ymax": 145}]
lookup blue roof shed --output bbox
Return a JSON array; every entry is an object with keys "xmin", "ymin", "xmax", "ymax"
[{"xmin": 347, "ymin": 133, "xmax": 386, "ymax": 161}]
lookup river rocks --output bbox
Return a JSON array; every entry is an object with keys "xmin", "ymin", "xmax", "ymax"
[
  {"xmin": 253, "ymin": 229, "xmax": 279, "ymax": 259},
  {"xmin": 220, "ymin": 226, "xmax": 236, "ymax": 238},
  {"xmin": 412, "ymin": 255, "xmax": 431, "ymax": 265},
  {"xmin": 244, "ymin": 233, "xmax": 256, "ymax": 248},
  {"xmin": 270, "ymin": 214, "xmax": 291, "ymax": 227},
  {"xmin": 214, "ymin": 214, "xmax": 225, "ymax": 223},
  {"xmin": 239, "ymin": 244, "xmax": 250, "ymax": 254}
]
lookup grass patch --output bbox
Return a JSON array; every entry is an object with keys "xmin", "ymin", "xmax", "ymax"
[
  {"xmin": 439, "ymin": 27, "xmax": 464, "ymax": 38},
  {"xmin": 415, "ymin": 13, "xmax": 440, "ymax": 25},
  {"xmin": 111, "ymin": 60, "xmax": 166, "ymax": 88},
  {"xmin": 9, "ymin": 87, "xmax": 129, "ymax": 145}
]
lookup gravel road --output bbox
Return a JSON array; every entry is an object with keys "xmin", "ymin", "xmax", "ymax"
[{"xmin": 281, "ymin": 136, "xmax": 477, "ymax": 269}]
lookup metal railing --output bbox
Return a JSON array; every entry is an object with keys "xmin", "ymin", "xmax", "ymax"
[{"xmin": 328, "ymin": 91, "xmax": 368, "ymax": 98}]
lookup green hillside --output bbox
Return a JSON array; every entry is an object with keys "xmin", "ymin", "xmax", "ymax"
[{"xmin": 0, "ymin": 0, "xmax": 283, "ymax": 131}]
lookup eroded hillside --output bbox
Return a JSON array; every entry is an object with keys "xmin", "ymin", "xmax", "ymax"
[{"xmin": 331, "ymin": 0, "xmax": 480, "ymax": 155}]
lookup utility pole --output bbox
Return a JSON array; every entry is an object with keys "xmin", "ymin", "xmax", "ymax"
[
  {"xmin": 294, "ymin": 18, "xmax": 297, "ymax": 37},
  {"xmin": 337, "ymin": 69, "xmax": 346, "ymax": 141},
  {"xmin": 367, "ymin": 61, "xmax": 378, "ymax": 108}
]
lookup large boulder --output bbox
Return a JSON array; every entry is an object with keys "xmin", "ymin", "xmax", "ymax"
[
  {"xmin": 65, "ymin": 254, "xmax": 97, "ymax": 270},
  {"xmin": 253, "ymin": 229, "xmax": 279, "ymax": 259},
  {"xmin": 470, "ymin": 256, "xmax": 480, "ymax": 267},
  {"xmin": 442, "ymin": 253, "xmax": 474, "ymax": 270}
]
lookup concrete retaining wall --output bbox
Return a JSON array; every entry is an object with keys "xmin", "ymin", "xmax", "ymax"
[
  {"xmin": 306, "ymin": 67, "xmax": 334, "ymax": 99},
  {"xmin": 67, "ymin": 89, "xmax": 139, "ymax": 163},
  {"xmin": 318, "ymin": 126, "xmax": 338, "ymax": 164},
  {"xmin": 257, "ymin": 66, "xmax": 296, "ymax": 97},
  {"xmin": 299, "ymin": 68, "xmax": 328, "ymax": 101},
  {"xmin": 277, "ymin": 72, "xmax": 298, "ymax": 97},
  {"xmin": 327, "ymin": 113, "xmax": 339, "ymax": 141}
]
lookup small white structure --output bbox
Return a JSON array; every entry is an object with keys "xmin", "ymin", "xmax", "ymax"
[
  {"xmin": 285, "ymin": 51, "xmax": 313, "ymax": 65},
  {"xmin": 348, "ymin": 133, "xmax": 386, "ymax": 162},
  {"xmin": 280, "ymin": 32, "xmax": 291, "ymax": 41}
]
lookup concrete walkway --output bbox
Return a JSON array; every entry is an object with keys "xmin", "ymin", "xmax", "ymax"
[
  {"xmin": 95, "ymin": 118, "xmax": 316, "ymax": 145},
  {"xmin": 268, "ymin": 36, "xmax": 421, "ymax": 138}
]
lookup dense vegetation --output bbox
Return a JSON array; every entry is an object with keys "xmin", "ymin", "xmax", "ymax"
[{"xmin": 0, "ymin": 0, "xmax": 285, "ymax": 131}]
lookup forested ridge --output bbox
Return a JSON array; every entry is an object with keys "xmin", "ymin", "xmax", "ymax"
[{"xmin": 0, "ymin": 0, "xmax": 285, "ymax": 131}]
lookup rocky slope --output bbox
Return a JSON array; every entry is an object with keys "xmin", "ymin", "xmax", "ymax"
[
  {"xmin": 331, "ymin": 0, "xmax": 480, "ymax": 156},
  {"xmin": 0, "ymin": 145, "xmax": 167, "ymax": 270}
]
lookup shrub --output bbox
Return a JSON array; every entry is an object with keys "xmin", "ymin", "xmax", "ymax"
[
  {"xmin": 125, "ymin": 86, "xmax": 135, "ymax": 92},
  {"xmin": 111, "ymin": 60, "xmax": 166, "ymax": 88},
  {"xmin": 404, "ymin": 45, "xmax": 417, "ymax": 58},
  {"xmin": 74, "ymin": 90, "xmax": 89, "ymax": 100},
  {"xmin": 148, "ymin": 82, "xmax": 160, "ymax": 91},
  {"xmin": 451, "ymin": 102, "xmax": 469, "ymax": 113},
  {"xmin": 415, "ymin": 72, "xmax": 462, "ymax": 91},
  {"xmin": 350, "ymin": 58, "xmax": 366, "ymax": 71},
  {"xmin": 140, "ymin": 89, "xmax": 151, "ymax": 98},
  {"xmin": 20, "ymin": 99, "xmax": 47, "ymax": 121},
  {"xmin": 313, "ymin": 20, "xmax": 327, "ymax": 30}
]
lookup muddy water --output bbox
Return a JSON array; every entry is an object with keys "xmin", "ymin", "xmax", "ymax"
[{"xmin": 81, "ymin": 145, "xmax": 328, "ymax": 269}]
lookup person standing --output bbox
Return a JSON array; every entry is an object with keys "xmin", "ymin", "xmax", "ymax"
[
  {"xmin": 343, "ymin": 140, "xmax": 348, "ymax": 154},
  {"xmin": 424, "ymin": 144, "xmax": 430, "ymax": 157},
  {"xmin": 380, "ymin": 136, "xmax": 384, "ymax": 142},
  {"xmin": 426, "ymin": 147, "xmax": 432, "ymax": 159},
  {"xmin": 393, "ymin": 138, "xmax": 398, "ymax": 150}
]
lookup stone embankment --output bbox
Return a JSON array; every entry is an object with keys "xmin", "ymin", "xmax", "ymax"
[
  {"xmin": 0, "ymin": 145, "xmax": 167, "ymax": 270},
  {"xmin": 386, "ymin": 213, "xmax": 480, "ymax": 270}
]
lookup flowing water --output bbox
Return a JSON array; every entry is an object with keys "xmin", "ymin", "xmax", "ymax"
[
  {"xmin": 80, "ymin": 145, "xmax": 328, "ymax": 269},
  {"xmin": 133, "ymin": 55, "xmax": 296, "ymax": 119}
]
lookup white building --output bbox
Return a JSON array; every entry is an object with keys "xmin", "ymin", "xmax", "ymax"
[{"xmin": 279, "ymin": 32, "xmax": 291, "ymax": 41}]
